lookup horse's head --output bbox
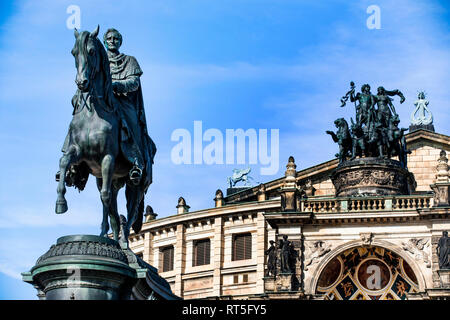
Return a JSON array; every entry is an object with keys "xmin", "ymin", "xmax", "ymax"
[{"xmin": 72, "ymin": 25, "xmax": 106, "ymax": 92}]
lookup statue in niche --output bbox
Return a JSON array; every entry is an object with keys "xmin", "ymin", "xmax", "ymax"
[
  {"xmin": 265, "ymin": 240, "xmax": 277, "ymax": 277},
  {"xmin": 279, "ymin": 235, "xmax": 297, "ymax": 274},
  {"xmin": 437, "ymin": 231, "xmax": 450, "ymax": 269}
]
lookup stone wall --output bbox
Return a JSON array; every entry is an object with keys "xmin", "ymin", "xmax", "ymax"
[{"xmin": 408, "ymin": 145, "xmax": 448, "ymax": 192}]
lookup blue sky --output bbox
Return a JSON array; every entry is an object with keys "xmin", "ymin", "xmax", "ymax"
[{"xmin": 0, "ymin": 0, "xmax": 449, "ymax": 299}]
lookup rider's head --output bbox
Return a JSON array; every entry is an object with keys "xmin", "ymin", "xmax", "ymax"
[
  {"xmin": 103, "ymin": 28, "xmax": 122, "ymax": 53},
  {"xmin": 377, "ymin": 86, "xmax": 385, "ymax": 94}
]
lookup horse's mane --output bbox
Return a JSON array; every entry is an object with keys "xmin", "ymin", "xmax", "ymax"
[
  {"xmin": 77, "ymin": 31, "xmax": 115, "ymax": 111},
  {"xmin": 94, "ymin": 36, "xmax": 114, "ymax": 109}
]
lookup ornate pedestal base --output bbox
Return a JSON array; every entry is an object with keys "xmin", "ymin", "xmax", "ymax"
[
  {"xmin": 331, "ymin": 157, "xmax": 416, "ymax": 197},
  {"xmin": 22, "ymin": 235, "xmax": 179, "ymax": 300}
]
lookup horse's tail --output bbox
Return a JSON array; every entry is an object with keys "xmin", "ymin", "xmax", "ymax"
[{"xmin": 132, "ymin": 197, "xmax": 144, "ymax": 234}]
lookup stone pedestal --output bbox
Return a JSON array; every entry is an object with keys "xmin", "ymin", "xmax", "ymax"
[
  {"xmin": 226, "ymin": 186, "xmax": 251, "ymax": 196},
  {"xmin": 277, "ymin": 273, "xmax": 294, "ymax": 291},
  {"xmin": 263, "ymin": 277, "xmax": 276, "ymax": 292},
  {"xmin": 438, "ymin": 269, "xmax": 450, "ymax": 288},
  {"xmin": 22, "ymin": 235, "xmax": 179, "ymax": 300},
  {"xmin": 430, "ymin": 183, "xmax": 450, "ymax": 207},
  {"xmin": 331, "ymin": 157, "xmax": 416, "ymax": 197}
]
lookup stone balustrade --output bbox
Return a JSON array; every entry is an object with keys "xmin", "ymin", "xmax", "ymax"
[{"xmin": 301, "ymin": 194, "xmax": 433, "ymax": 214}]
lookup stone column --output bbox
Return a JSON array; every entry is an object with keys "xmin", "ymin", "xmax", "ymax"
[
  {"xmin": 212, "ymin": 217, "xmax": 224, "ymax": 297},
  {"xmin": 256, "ymin": 212, "xmax": 266, "ymax": 293},
  {"xmin": 143, "ymin": 231, "xmax": 153, "ymax": 265},
  {"xmin": 174, "ymin": 224, "xmax": 186, "ymax": 297}
]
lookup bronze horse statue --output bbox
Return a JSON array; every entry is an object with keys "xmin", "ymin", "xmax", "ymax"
[{"xmin": 55, "ymin": 26, "xmax": 154, "ymax": 245}]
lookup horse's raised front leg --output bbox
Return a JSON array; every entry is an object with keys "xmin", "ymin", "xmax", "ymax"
[{"xmin": 55, "ymin": 146, "xmax": 78, "ymax": 214}]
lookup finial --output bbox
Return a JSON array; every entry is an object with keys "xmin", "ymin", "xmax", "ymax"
[
  {"xmin": 435, "ymin": 150, "xmax": 449, "ymax": 183},
  {"xmin": 144, "ymin": 205, "xmax": 158, "ymax": 222},
  {"xmin": 214, "ymin": 189, "xmax": 224, "ymax": 208},
  {"xmin": 176, "ymin": 197, "xmax": 190, "ymax": 214}
]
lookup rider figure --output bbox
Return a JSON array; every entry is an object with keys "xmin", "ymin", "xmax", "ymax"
[
  {"xmin": 103, "ymin": 28, "xmax": 155, "ymax": 185},
  {"xmin": 350, "ymin": 84, "xmax": 376, "ymax": 130},
  {"xmin": 374, "ymin": 86, "xmax": 405, "ymax": 129}
]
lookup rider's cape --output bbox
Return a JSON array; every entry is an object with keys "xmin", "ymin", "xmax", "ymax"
[{"xmin": 108, "ymin": 53, "xmax": 156, "ymax": 190}]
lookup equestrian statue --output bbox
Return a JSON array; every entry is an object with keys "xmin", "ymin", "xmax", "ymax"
[{"xmin": 55, "ymin": 26, "xmax": 156, "ymax": 245}]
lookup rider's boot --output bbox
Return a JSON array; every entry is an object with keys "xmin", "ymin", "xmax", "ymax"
[{"xmin": 129, "ymin": 159, "xmax": 143, "ymax": 186}]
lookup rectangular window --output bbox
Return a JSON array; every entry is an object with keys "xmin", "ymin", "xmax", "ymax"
[
  {"xmin": 232, "ymin": 233, "xmax": 252, "ymax": 261},
  {"xmin": 161, "ymin": 246, "xmax": 174, "ymax": 272},
  {"xmin": 193, "ymin": 239, "xmax": 211, "ymax": 266}
]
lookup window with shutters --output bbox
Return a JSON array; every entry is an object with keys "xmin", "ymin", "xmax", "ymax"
[
  {"xmin": 193, "ymin": 238, "xmax": 211, "ymax": 266},
  {"xmin": 232, "ymin": 233, "xmax": 252, "ymax": 261},
  {"xmin": 160, "ymin": 245, "xmax": 174, "ymax": 272}
]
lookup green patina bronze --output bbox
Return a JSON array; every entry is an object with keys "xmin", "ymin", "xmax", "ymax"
[{"xmin": 55, "ymin": 26, "xmax": 156, "ymax": 245}]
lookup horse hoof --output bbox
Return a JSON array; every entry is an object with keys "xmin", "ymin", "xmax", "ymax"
[{"xmin": 55, "ymin": 201, "xmax": 68, "ymax": 214}]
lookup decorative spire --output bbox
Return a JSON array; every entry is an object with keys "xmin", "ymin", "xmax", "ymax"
[{"xmin": 284, "ymin": 156, "xmax": 297, "ymax": 188}]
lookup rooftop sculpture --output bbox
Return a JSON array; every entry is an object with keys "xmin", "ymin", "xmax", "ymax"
[
  {"xmin": 328, "ymin": 81, "xmax": 410, "ymax": 168},
  {"xmin": 227, "ymin": 168, "xmax": 258, "ymax": 188},
  {"xmin": 329, "ymin": 82, "xmax": 416, "ymax": 196}
]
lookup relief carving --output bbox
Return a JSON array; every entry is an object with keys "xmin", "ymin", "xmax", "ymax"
[
  {"xmin": 304, "ymin": 241, "xmax": 332, "ymax": 271},
  {"xmin": 360, "ymin": 232, "xmax": 374, "ymax": 246},
  {"xmin": 402, "ymin": 238, "xmax": 431, "ymax": 268}
]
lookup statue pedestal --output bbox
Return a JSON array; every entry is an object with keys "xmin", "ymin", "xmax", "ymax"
[
  {"xmin": 430, "ymin": 183, "xmax": 450, "ymax": 207},
  {"xmin": 438, "ymin": 269, "xmax": 450, "ymax": 288},
  {"xmin": 276, "ymin": 273, "xmax": 294, "ymax": 291},
  {"xmin": 331, "ymin": 157, "xmax": 416, "ymax": 197},
  {"xmin": 263, "ymin": 277, "xmax": 276, "ymax": 292},
  {"xmin": 226, "ymin": 187, "xmax": 251, "ymax": 196},
  {"xmin": 22, "ymin": 235, "xmax": 179, "ymax": 300}
]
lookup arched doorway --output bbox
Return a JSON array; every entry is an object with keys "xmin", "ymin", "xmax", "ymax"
[{"xmin": 315, "ymin": 246, "xmax": 419, "ymax": 300}]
